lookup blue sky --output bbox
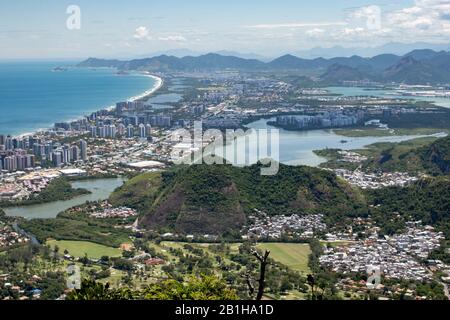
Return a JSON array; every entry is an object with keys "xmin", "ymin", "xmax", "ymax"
[{"xmin": 1, "ymin": 0, "xmax": 449, "ymax": 59}]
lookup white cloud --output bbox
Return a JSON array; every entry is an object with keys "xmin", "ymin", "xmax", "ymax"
[
  {"xmin": 386, "ymin": 0, "xmax": 450, "ymax": 35},
  {"xmin": 305, "ymin": 28, "xmax": 325, "ymax": 37},
  {"xmin": 349, "ymin": 5, "xmax": 381, "ymax": 20},
  {"xmin": 133, "ymin": 26, "xmax": 150, "ymax": 40},
  {"xmin": 158, "ymin": 35, "xmax": 187, "ymax": 42},
  {"xmin": 329, "ymin": 0, "xmax": 450, "ymax": 44},
  {"xmin": 244, "ymin": 22, "xmax": 347, "ymax": 29}
]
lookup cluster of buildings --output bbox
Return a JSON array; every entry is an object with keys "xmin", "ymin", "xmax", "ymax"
[
  {"xmin": 242, "ymin": 210, "xmax": 327, "ymax": 240},
  {"xmin": 55, "ymin": 100, "xmax": 173, "ymax": 142},
  {"xmin": 0, "ymin": 135, "xmax": 36, "ymax": 172},
  {"xmin": 387, "ymin": 222, "xmax": 445, "ymax": 260},
  {"xmin": 319, "ymin": 223, "xmax": 445, "ymax": 281},
  {"xmin": 333, "ymin": 169, "xmax": 418, "ymax": 189},
  {"xmin": 91, "ymin": 123, "xmax": 153, "ymax": 139},
  {"xmin": 0, "ymin": 274, "xmax": 45, "ymax": 300},
  {"xmin": 336, "ymin": 150, "xmax": 368, "ymax": 163},
  {"xmin": 89, "ymin": 206, "xmax": 138, "ymax": 219},
  {"xmin": 0, "ymin": 224, "xmax": 29, "ymax": 249},
  {"xmin": 275, "ymin": 110, "xmax": 365, "ymax": 129},
  {"xmin": 46, "ymin": 140, "xmax": 88, "ymax": 168},
  {"xmin": 335, "ymin": 277, "xmax": 434, "ymax": 300},
  {"xmin": 0, "ymin": 169, "xmax": 61, "ymax": 201},
  {"xmin": 0, "ymin": 134, "xmax": 88, "ymax": 172}
]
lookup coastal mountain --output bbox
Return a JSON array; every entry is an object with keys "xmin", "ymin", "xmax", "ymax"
[
  {"xmin": 418, "ymin": 135, "xmax": 450, "ymax": 175},
  {"xmin": 319, "ymin": 54, "xmax": 450, "ymax": 84},
  {"xmin": 77, "ymin": 58, "xmax": 123, "ymax": 68},
  {"xmin": 78, "ymin": 49, "xmax": 450, "ymax": 84},
  {"xmin": 79, "ymin": 53, "xmax": 267, "ymax": 72},
  {"xmin": 382, "ymin": 56, "xmax": 446, "ymax": 84},
  {"xmin": 109, "ymin": 162, "xmax": 367, "ymax": 235},
  {"xmin": 319, "ymin": 64, "xmax": 373, "ymax": 83},
  {"xmin": 81, "ymin": 53, "xmax": 399, "ymax": 73},
  {"xmin": 292, "ymin": 42, "xmax": 450, "ymax": 59}
]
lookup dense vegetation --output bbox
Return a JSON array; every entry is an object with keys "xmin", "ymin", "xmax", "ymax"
[
  {"xmin": 0, "ymin": 244, "xmax": 67, "ymax": 300},
  {"xmin": 110, "ymin": 162, "xmax": 367, "ymax": 235},
  {"xmin": 19, "ymin": 210, "xmax": 131, "ymax": 247},
  {"xmin": 318, "ymin": 135, "xmax": 450, "ymax": 176},
  {"xmin": 67, "ymin": 275, "xmax": 239, "ymax": 300},
  {"xmin": 365, "ymin": 135, "xmax": 450, "ymax": 175},
  {"xmin": 376, "ymin": 111, "xmax": 450, "ymax": 131},
  {"xmin": 367, "ymin": 176, "xmax": 450, "ymax": 237}
]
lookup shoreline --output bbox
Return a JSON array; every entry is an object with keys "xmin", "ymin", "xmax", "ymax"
[
  {"xmin": 10, "ymin": 71, "xmax": 164, "ymax": 139},
  {"xmin": 128, "ymin": 73, "xmax": 163, "ymax": 102}
]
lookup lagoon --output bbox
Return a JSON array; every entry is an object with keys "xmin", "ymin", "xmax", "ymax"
[
  {"xmin": 213, "ymin": 118, "xmax": 442, "ymax": 167},
  {"xmin": 3, "ymin": 177, "xmax": 125, "ymax": 219}
]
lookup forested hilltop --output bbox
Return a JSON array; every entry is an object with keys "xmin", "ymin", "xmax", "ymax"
[
  {"xmin": 364, "ymin": 135, "xmax": 450, "ymax": 175},
  {"xmin": 367, "ymin": 176, "xmax": 450, "ymax": 238},
  {"xmin": 317, "ymin": 135, "xmax": 450, "ymax": 176},
  {"xmin": 109, "ymin": 162, "xmax": 367, "ymax": 236}
]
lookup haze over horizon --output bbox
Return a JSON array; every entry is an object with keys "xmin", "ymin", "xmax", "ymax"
[{"xmin": 2, "ymin": 0, "xmax": 450, "ymax": 60}]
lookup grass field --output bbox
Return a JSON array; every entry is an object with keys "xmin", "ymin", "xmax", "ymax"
[
  {"xmin": 46, "ymin": 240, "xmax": 122, "ymax": 259},
  {"xmin": 256, "ymin": 243, "xmax": 311, "ymax": 274}
]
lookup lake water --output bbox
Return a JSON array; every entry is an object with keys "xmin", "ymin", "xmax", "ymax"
[
  {"xmin": 326, "ymin": 86, "xmax": 450, "ymax": 109},
  {"xmin": 146, "ymin": 93, "xmax": 182, "ymax": 104},
  {"xmin": 3, "ymin": 177, "xmax": 125, "ymax": 219},
  {"xmin": 211, "ymin": 118, "xmax": 442, "ymax": 167}
]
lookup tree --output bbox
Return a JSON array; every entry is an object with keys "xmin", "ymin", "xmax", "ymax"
[
  {"xmin": 245, "ymin": 249, "xmax": 270, "ymax": 300},
  {"xmin": 307, "ymin": 274, "xmax": 316, "ymax": 299},
  {"xmin": 67, "ymin": 275, "xmax": 238, "ymax": 300},
  {"xmin": 67, "ymin": 279, "xmax": 136, "ymax": 300}
]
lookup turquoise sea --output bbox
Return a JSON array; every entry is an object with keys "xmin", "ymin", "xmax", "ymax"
[{"xmin": 0, "ymin": 61, "xmax": 157, "ymax": 136}]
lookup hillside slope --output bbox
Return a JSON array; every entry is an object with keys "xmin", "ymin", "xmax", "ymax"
[
  {"xmin": 363, "ymin": 135, "xmax": 450, "ymax": 175},
  {"xmin": 109, "ymin": 163, "xmax": 367, "ymax": 235},
  {"xmin": 368, "ymin": 176, "xmax": 450, "ymax": 238}
]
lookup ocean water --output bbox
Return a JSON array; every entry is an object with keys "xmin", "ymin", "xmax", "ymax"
[{"xmin": 0, "ymin": 61, "xmax": 157, "ymax": 136}]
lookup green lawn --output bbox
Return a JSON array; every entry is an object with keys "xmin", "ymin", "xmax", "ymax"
[
  {"xmin": 256, "ymin": 243, "xmax": 311, "ymax": 274},
  {"xmin": 46, "ymin": 240, "xmax": 122, "ymax": 259}
]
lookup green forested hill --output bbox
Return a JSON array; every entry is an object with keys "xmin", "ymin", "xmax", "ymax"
[
  {"xmin": 109, "ymin": 163, "xmax": 367, "ymax": 235},
  {"xmin": 367, "ymin": 176, "xmax": 450, "ymax": 238},
  {"xmin": 362, "ymin": 135, "xmax": 450, "ymax": 175},
  {"xmin": 418, "ymin": 135, "xmax": 450, "ymax": 175}
]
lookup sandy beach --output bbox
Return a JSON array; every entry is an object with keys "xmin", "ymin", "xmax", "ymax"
[{"xmin": 128, "ymin": 74, "xmax": 163, "ymax": 102}]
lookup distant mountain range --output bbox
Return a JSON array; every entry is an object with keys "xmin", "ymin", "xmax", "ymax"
[
  {"xmin": 78, "ymin": 49, "xmax": 450, "ymax": 84},
  {"xmin": 292, "ymin": 42, "xmax": 450, "ymax": 59}
]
